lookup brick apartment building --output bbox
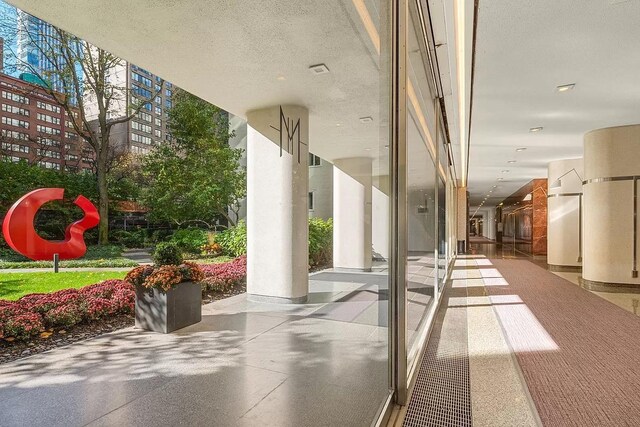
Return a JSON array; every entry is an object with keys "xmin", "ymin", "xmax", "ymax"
[
  {"xmin": 0, "ymin": 72, "xmax": 93, "ymax": 172},
  {"xmin": 0, "ymin": 42, "xmax": 93, "ymax": 172}
]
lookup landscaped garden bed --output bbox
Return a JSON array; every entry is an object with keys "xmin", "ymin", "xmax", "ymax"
[
  {"xmin": 0, "ymin": 256, "xmax": 247, "ymax": 364},
  {"xmin": 0, "ymin": 245, "xmax": 139, "ymax": 269}
]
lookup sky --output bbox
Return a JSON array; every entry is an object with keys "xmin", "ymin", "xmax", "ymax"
[{"xmin": 0, "ymin": 0, "xmax": 19, "ymax": 77}]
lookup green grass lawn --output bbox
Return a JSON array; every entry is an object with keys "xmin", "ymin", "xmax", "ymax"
[{"xmin": 0, "ymin": 271, "xmax": 127, "ymax": 301}]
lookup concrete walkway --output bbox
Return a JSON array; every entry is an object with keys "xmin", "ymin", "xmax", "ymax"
[{"xmin": 0, "ymin": 269, "xmax": 390, "ymax": 427}]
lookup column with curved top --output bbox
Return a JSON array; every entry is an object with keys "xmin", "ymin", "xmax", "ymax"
[
  {"xmin": 582, "ymin": 125, "xmax": 640, "ymax": 291},
  {"xmin": 547, "ymin": 158, "xmax": 583, "ymax": 271},
  {"xmin": 246, "ymin": 105, "xmax": 309, "ymax": 303}
]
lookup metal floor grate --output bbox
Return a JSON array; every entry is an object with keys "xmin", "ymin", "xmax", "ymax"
[{"xmin": 403, "ymin": 285, "xmax": 472, "ymax": 427}]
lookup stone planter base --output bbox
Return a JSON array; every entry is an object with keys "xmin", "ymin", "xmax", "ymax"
[{"xmin": 135, "ymin": 282, "xmax": 202, "ymax": 333}]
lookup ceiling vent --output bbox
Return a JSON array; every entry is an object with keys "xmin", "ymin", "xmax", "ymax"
[{"xmin": 308, "ymin": 64, "xmax": 330, "ymax": 75}]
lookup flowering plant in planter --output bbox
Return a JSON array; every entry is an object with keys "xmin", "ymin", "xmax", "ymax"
[
  {"xmin": 127, "ymin": 244, "xmax": 205, "ymax": 333},
  {"xmin": 125, "ymin": 262, "xmax": 204, "ymax": 293}
]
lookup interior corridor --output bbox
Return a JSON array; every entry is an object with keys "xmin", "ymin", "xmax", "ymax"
[{"xmin": 394, "ymin": 249, "xmax": 640, "ymax": 427}]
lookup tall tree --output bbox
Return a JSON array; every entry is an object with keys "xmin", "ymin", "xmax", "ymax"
[
  {"xmin": 142, "ymin": 90, "xmax": 245, "ymax": 228},
  {"xmin": 0, "ymin": 12, "xmax": 162, "ymax": 243}
]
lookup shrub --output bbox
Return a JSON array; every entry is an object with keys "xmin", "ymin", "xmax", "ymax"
[
  {"xmin": 44, "ymin": 303, "xmax": 84, "ymax": 327},
  {"xmin": 18, "ymin": 293, "xmax": 59, "ymax": 314},
  {"xmin": 2, "ymin": 313, "xmax": 44, "ymax": 340},
  {"xmin": 309, "ymin": 218, "xmax": 333, "ymax": 268},
  {"xmin": 153, "ymin": 242, "xmax": 183, "ymax": 266},
  {"xmin": 171, "ymin": 228, "xmax": 209, "ymax": 254},
  {"xmin": 85, "ymin": 298, "xmax": 115, "ymax": 320},
  {"xmin": 200, "ymin": 256, "xmax": 247, "ymax": 292},
  {"xmin": 111, "ymin": 288, "xmax": 135, "ymax": 314},
  {"xmin": 79, "ymin": 280, "xmax": 125, "ymax": 299},
  {"xmin": 215, "ymin": 221, "xmax": 247, "ymax": 257},
  {"xmin": 111, "ymin": 229, "xmax": 146, "ymax": 248}
]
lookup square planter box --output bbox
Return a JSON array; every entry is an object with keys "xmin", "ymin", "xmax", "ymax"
[{"xmin": 135, "ymin": 282, "xmax": 202, "ymax": 333}]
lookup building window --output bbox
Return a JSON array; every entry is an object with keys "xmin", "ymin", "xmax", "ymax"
[
  {"xmin": 132, "ymin": 121, "xmax": 152, "ymax": 134},
  {"xmin": 36, "ymin": 124, "xmax": 60, "ymax": 135},
  {"xmin": 154, "ymin": 117, "xmax": 161, "ymax": 127},
  {"xmin": 38, "ymin": 160, "xmax": 60, "ymax": 170},
  {"xmin": 2, "ymin": 116, "xmax": 29, "ymax": 129},
  {"xmin": 37, "ymin": 148, "xmax": 61, "ymax": 159},
  {"xmin": 309, "ymin": 153, "xmax": 321, "ymax": 166},
  {"xmin": 154, "ymin": 129, "xmax": 161, "ymax": 138},
  {"xmin": 37, "ymin": 112, "xmax": 61, "ymax": 125},
  {"xmin": 165, "ymin": 99, "xmax": 172, "ymax": 109},
  {"xmin": 1, "ymin": 129, "xmax": 29, "ymax": 141},
  {"xmin": 308, "ymin": 192, "xmax": 315, "ymax": 210},
  {"xmin": 37, "ymin": 137, "xmax": 60, "ymax": 147},
  {"xmin": 2, "ymin": 142, "xmax": 29, "ymax": 153},
  {"xmin": 132, "ymin": 84, "xmax": 152, "ymax": 98},
  {"xmin": 131, "ymin": 132, "xmax": 152, "ymax": 145},
  {"xmin": 2, "ymin": 103, "xmax": 30, "ymax": 116},
  {"xmin": 155, "ymin": 106, "xmax": 162, "ymax": 115},
  {"xmin": 138, "ymin": 111, "xmax": 152, "ymax": 122},
  {"xmin": 1, "ymin": 91, "xmax": 29, "ymax": 104},
  {"xmin": 37, "ymin": 100, "xmax": 60, "ymax": 113},
  {"xmin": 131, "ymin": 72, "xmax": 152, "ymax": 87}
]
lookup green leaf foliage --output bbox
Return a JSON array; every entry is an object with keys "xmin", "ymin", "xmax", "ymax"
[
  {"xmin": 308, "ymin": 218, "xmax": 333, "ymax": 268},
  {"xmin": 215, "ymin": 221, "xmax": 247, "ymax": 258},
  {"xmin": 141, "ymin": 90, "xmax": 246, "ymax": 228}
]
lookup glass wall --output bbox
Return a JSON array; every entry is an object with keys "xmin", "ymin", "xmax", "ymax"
[{"xmin": 0, "ymin": 0, "xmax": 463, "ymax": 424}]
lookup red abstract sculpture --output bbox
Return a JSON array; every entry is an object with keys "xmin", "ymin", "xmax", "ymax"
[{"xmin": 2, "ymin": 188, "xmax": 99, "ymax": 260}]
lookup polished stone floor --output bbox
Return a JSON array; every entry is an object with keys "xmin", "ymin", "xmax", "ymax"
[{"xmin": 0, "ymin": 269, "xmax": 391, "ymax": 427}]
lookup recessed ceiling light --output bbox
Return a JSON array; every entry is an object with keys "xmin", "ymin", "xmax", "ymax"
[
  {"xmin": 502, "ymin": 170, "xmax": 509, "ymax": 173},
  {"xmin": 309, "ymin": 63, "xmax": 330, "ymax": 75},
  {"xmin": 276, "ymin": 75, "xmax": 286, "ymax": 81},
  {"xmin": 336, "ymin": 123, "xmax": 342, "ymax": 127},
  {"xmin": 556, "ymin": 83, "xmax": 575, "ymax": 92},
  {"xmin": 508, "ymin": 160, "xmax": 516, "ymax": 164},
  {"xmin": 516, "ymin": 147, "xmax": 527, "ymax": 152},
  {"xmin": 497, "ymin": 178, "xmax": 504, "ymax": 181},
  {"xmin": 359, "ymin": 116, "xmax": 373, "ymax": 123},
  {"xmin": 529, "ymin": 127, "xmax": 543, "ymax": 132},
  {"xmin": 492, "ymin": 185, "xmax": 497, "ymax": 188},
  {"xmin": 364, "ymin": 148, "xmax": 371, "ymax": 151}
]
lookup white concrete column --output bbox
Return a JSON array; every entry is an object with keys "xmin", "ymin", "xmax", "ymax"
[
  {"xmin": 456, "ymin": 187, "xmax": 468, "ymax": 252},
  {"xmin": 547, "ymin": 158, "xmax": 583, "ymax": 270},
  {"xmin": 372, "ymin": 175, "xmax": 390, "ymax": 260},
  {"xmin": 246, "ymin": 105, "xmax": 309, "ymax": 303},
  {"xmin": 583, "ymin": 125, "xmax": 640, "ymax": 290},
  {"xmin": 333, "ymin": 157, "xmax": 373, "ymax": 271}
]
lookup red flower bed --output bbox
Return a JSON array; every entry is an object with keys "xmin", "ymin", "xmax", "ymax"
[
  {"xmin": 0, "ymin": 280, "xmax": 135, "ymax": 341},
  {"xmin": 200, "ymin": 256, "xmax": 247, "ymax": 292}
]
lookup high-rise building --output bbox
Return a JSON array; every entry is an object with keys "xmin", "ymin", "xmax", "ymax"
[
  {"xmin": 15, "ymin": 10, "xmax": 81, "ymax": 99},
  {"xmin": 83, "ymin": 60, "xmax": 174, "ymax": 156}
]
